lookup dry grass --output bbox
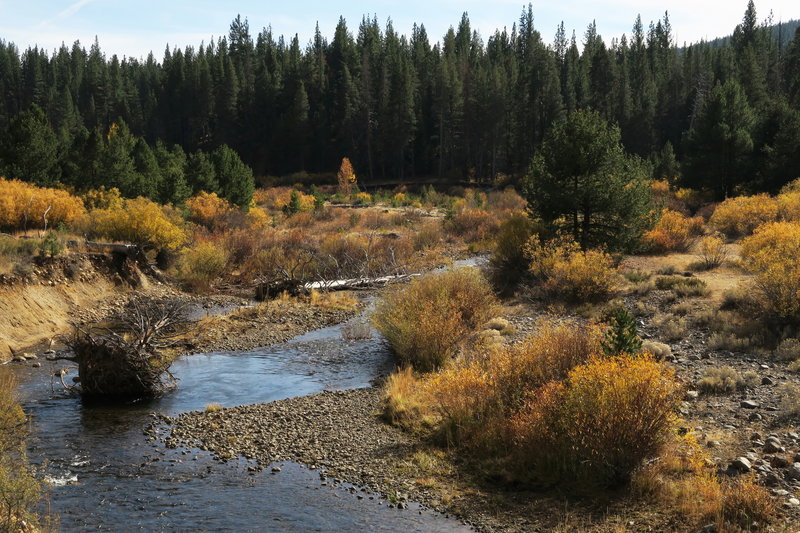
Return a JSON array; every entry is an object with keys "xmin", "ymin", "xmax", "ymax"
[
  {"xmin": 382, "ymin": 367, "xmax": 426, "ymax": 427},
  {"xmin": 651, "ymin": 313, "xmax": 688, "ymax": 341},
  {"xmin": 696, "ymin": 366, "xmax": 757, "ymax": 393}
]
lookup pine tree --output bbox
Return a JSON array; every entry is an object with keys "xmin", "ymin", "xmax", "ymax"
[
  {"xmin": 525, "ymin": 109, "xmax": 653, "ymax": 251},
  {"xmin": 0, "ymin": 104, "xmax": 60, "ymax": 186}
]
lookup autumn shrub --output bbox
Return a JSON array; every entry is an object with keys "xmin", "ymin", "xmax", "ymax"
[
  {"xmin": 422, "ymin": 321, "xmax": 602, "ymax": 447},
  {"xmin": 245, "ymin": 206, "xmax": 272, "ymax": 229},
  {"xmin": 413, "ymin": 222, "xmax": 444, "ymax": 251},
  {"xmin": 0, "ymin": 177, "xmax": 85, "ymax": 231},
  {"xmin": 486, "ymin": 188, "xmax": 527, "ymax": 213},
  {"xmin": 720, "ymin": 478, "xmax": 776, "ymax": 530},
  {"xmin": 645, "ymin": 209, "xmax": 704, "ymax": 253},
  {"xmin": 489, "ymin": 212, "xmax": 539, "ymax": 290},
  {"xmin": 372, "ymin": 268, "xmax": 497, "ymax": 371},
  {"xmin": 443, "ymin": 208, "xmax": 499, "ymax": 244},
  {"xmin": 525, "ymin": 236, "xmax": 618, "ymax": 302},
  {"xmin": 186, "ymin": 191, "xmax": 233, "ymax": 229},
  {"xmin": 177, "ymin": 241, "xmax": 230, "ymax": 290},
  {"xmin": 82, "ymin": 186, "xmax": 123, "ymax": 210},
  {"xmin": 510, "ymin": 354, "xmax": 681, "ymax": 487},
  {"xmin": 740, "ymin": 221, "xmax": 800, "ymax": 320},
  {"xmin": 0, "ymin": 368, "xmax": 42, "ymax": 531},
  {"xmin": 710, "ymin": 194, "xmax": 779, "ymax": 238},
  {"xmin": 382, "ymin": 366, "xmax": 426, "ymax": 427},
  {"xmin": 80, "ymin": 197, "xmax": 188, "ymax": 251},
  {"xmin": 693, "ymin": 234, "xmax": 729, "ymax": 270}
]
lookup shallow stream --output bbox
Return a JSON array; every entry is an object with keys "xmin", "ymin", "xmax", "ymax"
[{"xmin": 14, "ymin": 317, "xmax": 471, "ymax": 532}]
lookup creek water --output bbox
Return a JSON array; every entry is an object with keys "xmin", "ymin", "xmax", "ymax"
[{"xmin": 13, "ymin": 315, "xmax": 473, "ymax": 532}]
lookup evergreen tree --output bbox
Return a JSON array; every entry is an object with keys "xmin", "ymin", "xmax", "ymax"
[
  {"xmin": 525, "ymin": 109, "xmax": 653, "ymax": 251},
  {"xmin": 0, "ymin": 104, "xmax": 59, "ymax": 186},
  {"xmin": 211, "ymin": 144, "xmax": 254, "ymax": 208},
  {"xmin": 682, "ymin": 80, "xmax": 755, "ymax": 198}
]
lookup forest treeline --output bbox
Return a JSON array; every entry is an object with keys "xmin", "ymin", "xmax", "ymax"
[{"xmin": 1, "ymin": 1, "xmax": 800, "ymax": 201}]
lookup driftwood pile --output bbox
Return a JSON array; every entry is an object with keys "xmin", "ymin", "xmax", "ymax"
[{"xmin": 58, "ymin": 297, "xmax": 187, "ymax": 401}]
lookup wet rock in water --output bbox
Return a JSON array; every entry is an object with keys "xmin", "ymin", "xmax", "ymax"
[
  {"xmin": 12, "ymin": 355, "xmax": 26, "ymax": 363},
  {"xmin": 31, "ymin": 362, "xmax": 41, "ymax": 368},
  {"xmin": 740, "ymin": 400, "xmax": 760, "ymax": 409}
]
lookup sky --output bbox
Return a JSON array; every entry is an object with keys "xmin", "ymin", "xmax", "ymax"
[{"xmin": 0, "ymin": 0, "xmax": 798, "ymax": 60}]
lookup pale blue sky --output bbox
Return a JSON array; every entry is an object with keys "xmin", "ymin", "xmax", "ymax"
[{"xmin": 0, "ymin": 0, "xmax": 797, "ymax": 59}]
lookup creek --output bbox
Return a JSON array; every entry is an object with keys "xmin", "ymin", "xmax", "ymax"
[{"xmin": 14, "ymin": 317, "xmax": 471, "ymax": 532}]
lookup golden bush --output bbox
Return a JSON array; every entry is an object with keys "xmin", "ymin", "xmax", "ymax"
[
  {"xmin": 245, "ymin": 206, "xmax": 272, "ymax": 229},
  {"xmin": 186, "ymin": 192, "xmax": 233, "ymax": 228},
  {"xmin": 444, "ymin": 208, "xmax": 499, "ymax": 244},
  {"xmin": 81, "ymin": 197, "xmax": 188, "ymax": 251},
  {"xmin": 710, "ymin": 194, "xmax": 779, "ymax": 237},
  {"xmin": 695, "ymin": 234, "xmax": 728, "ymax": 269},
  {"xmin": 421, "ymin": 321, "xmax": 601, "ymax": 446},
  {"xmin": 525, "ymin": 236, "xmax": 618, "ymax": 302},
  {"xmin": 740, "ymin": 221, "xmax": 800, "ymax": 319},
  {"xmin": 82, "ymin": 186, "xmax": 123, "ymax": 211},
  {"xmin": 645, "ymin": 209, "xmax": 704, "ymax": 253},
  {"xmin": 372, "ymin": 268, "xmax": 497, "ymax": 371},
  {"xmin": 0, "ymin": 177, "xmax": 85, "ymax": 231},
  {"xmin": 510, "ymin": 354, "xmax": 682, "ymax": 486},
  {"xmin": 177, "ymin": 241, "xmax": 230, "ymax": 290},
  {"xmin": 778, "ymin": 190, "xmax": 800, "ymax": 221},
  {"xmin": 0, "ymin": 368, "xmax": 42, "ymax": 531}
]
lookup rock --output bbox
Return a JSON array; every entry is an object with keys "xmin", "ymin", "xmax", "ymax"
[
  {"xmin": 31, "ymin": 362, "xmax": 41, "ymax": 368},
  {"xmin": 701, "ymin": 523, "xmax": 717, "ymax": 533},
  {"xmin": 22, "ymin": 352, "xmax": 37, "ymax": 360},
  {"xmin": 788, "ymin": 498, "xmax": 800, "ymax": 506},
  {"xmin": 12, "ymin": 355, "xmax": 26, "ymax": 363},
  {"xmin": 740, "ymin": 400, "xmax": 760, "ymax": 409},
  {"xmin": 787, "ymin": 463, "xmax": 800, "ymax": 480},
  {"xmin": 685, "ymin": 390, "xmax": 700, "ymax": 400},
  {"xmin": 271, "ymin": 466, "xmax": 281, "ymax": 473},
  {"xmin": 749, "ymin": 413, "xmax": 763, "ymax": 422},
  {"xmin": 688, "ymin": 354, "xmax": 702, "ymax": 361},
  {"xmin": 794, "ymin": 452, "xmax": 800, "ymax": 463},
  {"xmin": 751, "ymin": 432, "xmax": 763, "ymax": 441},
  {"xmin": 770, "ymin": 456, "xmax": 789, "ymax": 468},
  {"xmin": 731, "ymin": 457, "xmax": 752, "ymax": 473},
  {"xmin": 707, "ymin": 440, "xmax": 721, "ymax": 448},
  {"xmin": 762, "ymin": 376, "xmax": 774, "ymax": 386}
]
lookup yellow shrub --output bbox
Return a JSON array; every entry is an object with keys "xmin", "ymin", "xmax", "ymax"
[
  {"xmin": 352, "ymin": 192, "xmax": 372, "ymax": 205},
  {"xmin": 81, "ymin": 197, "xmax": 188, "ymax": 251},
  {"xmin": 694, "ymin": 234, "xmax": 728, "ymax": 269},
  {"xmin": 391, "ymin": 192, "xmax": 410, "ymax": 207},
  {"xmin": 645, "ymin": 209, "xmax": 704, "ymax": 253},
  {"xmin": 177, "ymin": 241, "xmax": 230, "ymax": 290},
  {"xmin": 372, "ymin": 268, "xmax": 497, "ymax": 371},
  {"xmin": 82, "ymin": 186, "xmax": 123, "ymax": 210},
  {"xmin": 740, "ymin": 221, "xmax": 800, "ymax": 319},
  {"xmin": 382, "ymin": 366, "xmax": 427, "ymax": 427},
  {"xmin": 778, "ymin": 190, "xmax": 800, "ymax": 221},
  {"xmin": 186, "ymin": 192, "xmax": 232, "ymax": 228},
  {"xmin": 0, "ymin": 368, "xmax": 42, "ymax": 531},
  {"xmin": 0, "ymin": 177, "xmax": 85, "ymax": 231},
  {"xmin": 710, "ymin": 194, "xmax": 779, "ymax": 237},
  {"xmin": 510, "ymin": 354, "xmax": 682, "ymax": 486},
  {"xmin": 525, "ymin": 236, "xmax": 618, "ymax": 302},
  {"xmin": 245, "ymin": 206, "xmax": 272, "ymax": 229}
]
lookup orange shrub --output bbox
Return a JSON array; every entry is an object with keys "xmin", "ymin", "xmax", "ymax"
[
  {"xmin": 645, "ymin": 209, "xmax": 704, "ymax": 253},
  {"xmin": 710, "ymin": 194, "xmax": 779, "ymax": 237},
  {"xmin": 80, "ymin": 197, "xmax": 188, "ymax": 251},
  {"xmin": 421, "ymin": 321, "xmax": 601, "ymax": 446},
  {"xmin": 510, "ymin": 354, "xmax": 681, "ymax": 486},
  {"xmin": 778, "ymin": 190, "xmax": 800, "ymax": 221},
  {"xmin": 0, "ymin": 177, "xmax": 85, "ymax": 231},
  {"xmin": 486, "ymin": 189, "xmax": 527, "ymax": 213},
  {"xmin": 740, "ymin": 221, "xmax": 800, "ymax": 319},
  {"xmin": 525, "ymin": 236, "xmax": 618, "ymax": 302},
  {"xmin": 186, "ymin": 192, "xmax": 232, "ymax": 229},
  {"xmin": 444, "ymin": 208, "xmax": 499, "ymax": 244},
  {"xmin": 245, "ymin": 206, "xmax": 272, "ymax": 229}
]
